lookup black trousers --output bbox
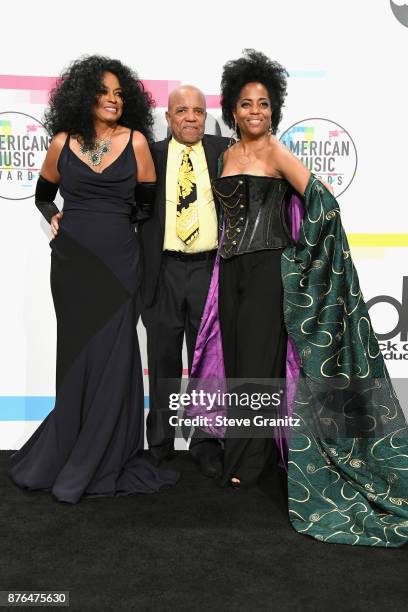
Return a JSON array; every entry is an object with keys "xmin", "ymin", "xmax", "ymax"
[
  {"xmin": 218, "ymin": 249, "xmax": 287, "ymax": 486},
  {"xmin": 142, "ymin": 251, "xmax": 219, "ymax": 458}
]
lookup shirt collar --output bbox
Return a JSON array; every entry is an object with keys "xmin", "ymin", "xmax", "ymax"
[{"xmin": 169, "ymin": 137, "xmax": 203, "ymax": 156}]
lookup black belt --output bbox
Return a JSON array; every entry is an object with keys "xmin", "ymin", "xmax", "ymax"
[{"xmin": 163, "ymin": 249, "xmax": 217, "ymax": 262}]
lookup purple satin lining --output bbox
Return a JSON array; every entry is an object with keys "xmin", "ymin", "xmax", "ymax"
[
  {"xmin": 276, "ymin": 194, "xmax": 303, "ymax": 465},
  {"xmin": 189, "ymin": 194, "xmax": 304, "ymax": 467}
]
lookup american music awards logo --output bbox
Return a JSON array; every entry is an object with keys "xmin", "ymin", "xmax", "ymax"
[
  {"xmin": 390, "ymin": 0, "xmax": 408, "ymax": 27},
  {"xmin": 0, "ymin": 111, "xmax": 50, "ymax": 200},
  {"xmin": 279, "ymin": 118, "xmax": 357, "ymax": 197}
]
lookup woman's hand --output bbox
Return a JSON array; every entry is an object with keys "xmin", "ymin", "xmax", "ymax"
[{"xmin": 51, "ymin": 212, "xmax": 63, "ymax": 239}]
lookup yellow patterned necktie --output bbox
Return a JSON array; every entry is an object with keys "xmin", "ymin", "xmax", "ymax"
[{"xmin": 176, "ymin": 147, "xmax": 199, "ymax": 245}]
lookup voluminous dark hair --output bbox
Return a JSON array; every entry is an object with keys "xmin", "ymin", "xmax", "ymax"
[
  {"xmin": 44, "ymin": 55, "xmax": 155, "ymax": 147},
  {"xmin": 220, "ymin": 49, "xmax": 288, "ymax": 135}
]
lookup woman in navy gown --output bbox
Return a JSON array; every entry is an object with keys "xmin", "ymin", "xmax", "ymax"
[{"xmin": 10, "ymin": 56, "xmax": 179, "ymax": 502}]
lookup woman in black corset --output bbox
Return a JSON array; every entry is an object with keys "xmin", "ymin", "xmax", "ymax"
[
  {"xmin": 212, "ymin": 49, "xmax": 311, "ymax": 488},
  {"xmin": 10, "ymin": 56, "xmax": 178, "ymax": 502}
]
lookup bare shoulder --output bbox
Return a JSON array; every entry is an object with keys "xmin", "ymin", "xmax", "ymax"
[
  {"xmin": 269, "ymin": 136, "xmax": 311, "ymax": 195},
  {"xmin": 40, "ymin": 132, "xmax": 67, "ymax": 182},
  {"xmin": 269, "ymin": 136, "xmax": 292, "ymax": 161},
  {"xmin": 224, "ymin": 142, "xmax": 242, "ymax": 162},
  {"xmin": 132, "ymin": 130, "xmax": 155, "ymax": 181},
  {"xmin": 270, "ymin": 136, "xmax": 302, "ymax": 169},
  {"xmin": 222, "ymin": 146, "xmax": 231, "ymax": 162},
  {"xmin": 132, "ymin": 130, "xmax": 149, "ymax": 152},
  {"xmin": 49, "ymin": 131, "xmax": 68, "ymax": 153}
]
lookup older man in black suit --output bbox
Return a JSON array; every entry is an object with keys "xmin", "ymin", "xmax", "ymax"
[{"xmin": 139, "ymin": 85, "xmax": 228, "ymax": 476}]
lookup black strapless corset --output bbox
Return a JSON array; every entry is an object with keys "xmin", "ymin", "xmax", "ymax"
[{"xmin": 212, "ymin": 175, "xmax": 293, "ymax": 259}]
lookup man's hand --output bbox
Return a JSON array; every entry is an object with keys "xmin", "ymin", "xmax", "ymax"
[{"xmin": 51, "ymin": 212, "xmax": 63, "ymax": 239}]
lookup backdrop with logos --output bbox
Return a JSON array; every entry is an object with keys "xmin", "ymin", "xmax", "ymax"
[{"xmin": 1, "ymin": 0, "xmax": 407, "ymax": 449}]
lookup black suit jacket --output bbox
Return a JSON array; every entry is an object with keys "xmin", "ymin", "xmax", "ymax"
[{"xmin": 138, "ymin": 134, "xmax": 229, "ymax": 307}]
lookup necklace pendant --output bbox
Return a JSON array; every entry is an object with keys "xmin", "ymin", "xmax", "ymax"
[
  {"xmin": 79, "ymin": 136, "xmax": 112, "ymax": 166},
  {"xmin": 90, "ymin": 151, "xmax": 101, "ymax": 166}
]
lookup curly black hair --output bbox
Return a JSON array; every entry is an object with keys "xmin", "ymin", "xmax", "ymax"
[
  {"xmin": 44, "ymin": 55, "xmax": 155, "ymax": 147},
  {"xmin": 220, "ymin": 49, "xmax": 288, "ymax": 135}
]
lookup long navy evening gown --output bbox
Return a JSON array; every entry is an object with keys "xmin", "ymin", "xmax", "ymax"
[{"xmin": 10, "ymin": 132, "xmax": 179, "ymax": 503}]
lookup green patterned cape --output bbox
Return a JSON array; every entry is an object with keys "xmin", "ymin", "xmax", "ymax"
[{"xmin": 283, "ymin": 175, "xmax": 408, "ymax": 546}]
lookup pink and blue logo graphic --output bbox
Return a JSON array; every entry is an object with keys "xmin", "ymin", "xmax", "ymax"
[
  {"xmin": 280, "ymin": 118, "xmax": 357, "ymax": 197},
  {"xmin": 0, "ymin": 111, "xmax": 50, "ymax": 200}
]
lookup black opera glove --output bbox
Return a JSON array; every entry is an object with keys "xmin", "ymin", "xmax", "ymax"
[
  {"xmin": 35, "ymin": 175, "xmax": 60, "ymax": 223},
  {"xmin": 131, "ymin": 181, "xmax": 156, "ymax": 223}
]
